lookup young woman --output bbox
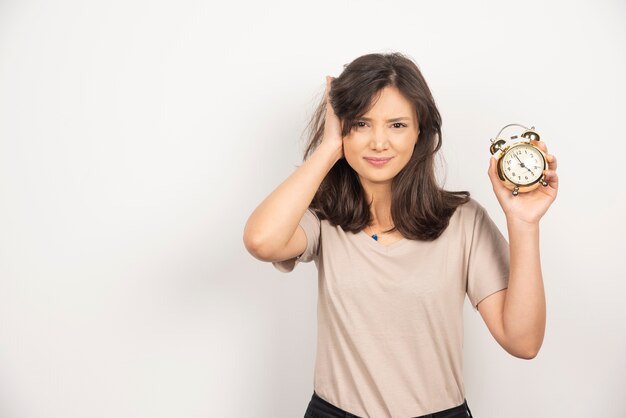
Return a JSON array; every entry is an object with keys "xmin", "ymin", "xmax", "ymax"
[{"xmin": 243, "ymin": 52, "xmax": 558, "ymax": 418}]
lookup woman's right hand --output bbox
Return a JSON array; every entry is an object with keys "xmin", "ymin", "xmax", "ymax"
[{"xmin": 322, "ymin": 76, "xmax": 344, "ymax": 159}]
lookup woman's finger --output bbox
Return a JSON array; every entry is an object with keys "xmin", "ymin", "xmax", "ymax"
[
  {"xmin": 325, "ymin": 76, "xmax": 337, "ymax": 115},
  {"xmin": 546, "ymin": 154, "xmax": 557, "ymax": 171},
  {"xmin": 534, "ymin": 140, "xmax": 548, "ymax": 154},
  {"xmin": 488, "ymin": 157, "xmax": 508, "ymax": 194},
  {"xmin": 543, "ymin": 169, "xmax": 559, "ymax": 190},
  {"xmin": 325, "ymin": 76, "xmax": 331, "ymax": 100}
]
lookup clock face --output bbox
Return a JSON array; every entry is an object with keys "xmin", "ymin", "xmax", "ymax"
[{"xmin": 502, "ymin": 144, "xmax": 545, "ymax": 186}]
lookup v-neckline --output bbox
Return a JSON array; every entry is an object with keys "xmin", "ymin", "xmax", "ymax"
[{"xmin": 356, "ymin": 230, "xmax": 411, "ymax": 253}]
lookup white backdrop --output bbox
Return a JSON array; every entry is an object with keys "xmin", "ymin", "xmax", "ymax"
[{"xmin": 1, "ymin": 0, "xmax": 625, "ymax": 417}]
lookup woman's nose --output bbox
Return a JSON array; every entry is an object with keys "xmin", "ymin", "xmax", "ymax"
[{"xmin": 369, "ymin": 126, "xmax": 389, "ymax": 150}]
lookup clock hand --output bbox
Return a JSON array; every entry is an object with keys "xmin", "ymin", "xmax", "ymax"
[
  {"xmin": 524, "ymin": 154, "xmax": 542, "ymax": 177},
  {"xmin": 514, "ymin": 153, "xmax": 536, "ymax": 178}
]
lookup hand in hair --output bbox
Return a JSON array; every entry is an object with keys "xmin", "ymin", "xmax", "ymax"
[{"xmin": 322, "ymin": 76, "xmax": 344, "ymax": 159}]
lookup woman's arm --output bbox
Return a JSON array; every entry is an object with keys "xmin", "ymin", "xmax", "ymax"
[
  {"xmin": 243, "ymin": 141, "xmax": 341, "ymax": 261},
  {"xmin": 482, "ymin": 141, "xmax": 558, "ymax": 358},
  {"xmin": 243, "ymin": 76, "xmax": 343, "ymax": 261}
]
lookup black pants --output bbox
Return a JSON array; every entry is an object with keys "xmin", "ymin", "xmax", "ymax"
[{"xmin": 304, "ymin": 391, "xmax": 474, "ymax": 418}]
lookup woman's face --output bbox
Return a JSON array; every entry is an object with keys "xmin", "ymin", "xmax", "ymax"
[{"xmin": 343, "ymin": 85, "xmax": 420, "ymax": 188}]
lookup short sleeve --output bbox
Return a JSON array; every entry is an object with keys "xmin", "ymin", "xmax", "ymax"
[
  {"xmin": 466, "ymin": 202, "xmax": 510, "ymax": 312},
  {"xmin": 272, "ymin": 208, "xmax": 321, "ymax": 273}
]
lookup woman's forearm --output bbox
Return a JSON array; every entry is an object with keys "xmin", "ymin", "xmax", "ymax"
[
  {"xmin": 243, "ymin": 141, "xmax": 341, "ymax": 257},
  {"xmin": 502, "ymin": 218, "xmax": 546, "ymax": 358}
]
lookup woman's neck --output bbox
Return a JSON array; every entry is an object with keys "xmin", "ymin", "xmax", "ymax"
[
  {"xmin": 370, "ymin": 201, "xmax": 392, "ymax": 227},
  {"xmin": 363, "ymin": 182, "xmax": 393, "ymax": 229}
]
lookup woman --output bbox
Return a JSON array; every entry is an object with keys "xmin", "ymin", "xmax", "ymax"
[{"xmin": 243, "ymin": 52, "xmax": 558, "ymax": 418}]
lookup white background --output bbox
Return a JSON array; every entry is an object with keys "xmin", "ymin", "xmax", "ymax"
[{"xmin": 0, "ymin": 0, "xmax": 625, "ymax": 417}]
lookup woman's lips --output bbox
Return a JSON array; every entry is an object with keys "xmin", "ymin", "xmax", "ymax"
[{"xmin": 364, "ymin": 157, "xmax": 393, "ymax": 167}]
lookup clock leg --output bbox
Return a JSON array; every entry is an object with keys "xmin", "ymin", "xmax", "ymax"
[
  {"xmin": 512, "ymin": 187, "xmax": 519, "ymax": 196},
  {"xmin": 541, "ymin": 178, "xmax": 548, "ymax": 187}
]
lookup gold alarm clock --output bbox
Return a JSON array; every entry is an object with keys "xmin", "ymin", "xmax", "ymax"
[{"xmin": 489, "ymin": 123, "xmax": 549, "ymax": 196}]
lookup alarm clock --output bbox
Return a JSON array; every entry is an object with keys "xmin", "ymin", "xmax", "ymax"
[{"xmin": 489, "ymin": 123, "xmax": 549, "ymax": 196}]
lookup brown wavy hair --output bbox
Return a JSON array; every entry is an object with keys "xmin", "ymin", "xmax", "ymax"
[{"xmin": 302, "ymin": 52, "xmax": 470, "ymax": 241}]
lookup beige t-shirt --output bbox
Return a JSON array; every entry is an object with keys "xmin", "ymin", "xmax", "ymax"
[{"xmin": 273, "ymin": 197, "xmax": 509, "ymax": 418}]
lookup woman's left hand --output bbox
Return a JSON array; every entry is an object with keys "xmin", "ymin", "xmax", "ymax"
[{"xmin": 487, "ymin": 140, "xmax": 558, "ymax": 225}]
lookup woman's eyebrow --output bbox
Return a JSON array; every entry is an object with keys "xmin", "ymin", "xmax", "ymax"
[{"xmin": 358, "ymin": 116, "xmax": 411, "ymax": 122}]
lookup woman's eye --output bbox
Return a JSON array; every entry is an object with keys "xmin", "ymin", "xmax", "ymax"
[{"xmin": 353, "ymin": 122, "xmax": 406, "ymax": 128}]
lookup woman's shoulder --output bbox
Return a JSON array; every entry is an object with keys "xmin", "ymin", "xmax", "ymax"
[
  {"xmin": 453, "ymin": 196, "xmax": 488, "ymax": 223},
  {"xmin": 461, "ymin": 196, "xmax": 484, "ymax": 211}
]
